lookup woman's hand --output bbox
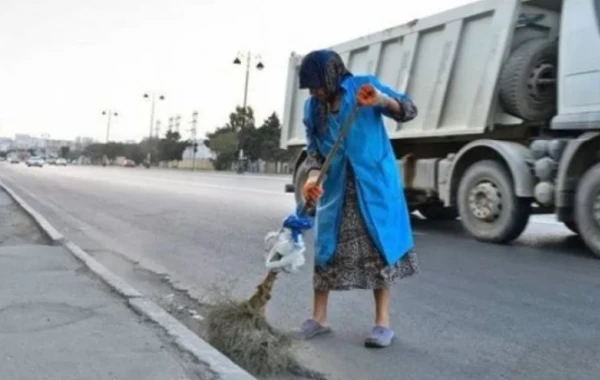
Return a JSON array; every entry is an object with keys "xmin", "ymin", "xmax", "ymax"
[
  {"xmin": 357, "ymin": 84, "xmax": 403, "ymax": 115},
  {"xmin": 357, "ymin": 84, "xmax": 390, "ymax": 107},
  {"xmin": 303, "ymin": 178, "xmax": 323, "ymax": 207}
]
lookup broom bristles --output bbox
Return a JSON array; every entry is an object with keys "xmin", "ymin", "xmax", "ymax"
[{"xmin": 203, "ymin": 269, "xmax": 327, "ymax": 379}]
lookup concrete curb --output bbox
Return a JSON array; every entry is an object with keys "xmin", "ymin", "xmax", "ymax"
[
  {"xmin": 129, "ymin": 298, "xmax": 255, "ymax": 379},
  {"xmin": 64, "ymin": 241, "xmax": 143, "ymax": 299},
  {"xmin": 1, "ymin": 181, "xmax": 65, "ymax": 245},
  {"xmin": 0, "ymin": 181, "xmax": 257, "ymax": 380}
]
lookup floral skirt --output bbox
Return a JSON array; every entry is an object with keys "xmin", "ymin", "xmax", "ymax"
[{"xmin": 313, "ymin": 168, "xmax": 419, "ymax": 291}]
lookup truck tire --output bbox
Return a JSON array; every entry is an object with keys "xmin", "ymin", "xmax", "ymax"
[
  {"xmin": 574, "ymin": 162, "xmax": 600, "ymax": 258},
  {"xmin": 457, "ymin": 160, "xmax": 531, "ymax": 243},
  {"xmin": 499, "ymin": 38, "xmax": 558, "ymax": 121}
]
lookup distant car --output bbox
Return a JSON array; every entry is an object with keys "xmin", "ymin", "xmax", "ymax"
[
  {"xmin": 9, "ymin": 157, "xmax": 20, "ymax": 164},
  {"xmin": 56, "ymin": 158, "xmax": 67, "ymax": 166},
  {"xmin": 26, "ymin": 157, "xmax": 44, "ymax": 167},
  {"xmin": 123, "ymin": 159, "xmax": 136, "ymax": 167}
]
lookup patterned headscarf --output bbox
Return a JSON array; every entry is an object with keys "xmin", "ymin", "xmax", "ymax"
[{"xmin": 299, "ymin": 49, "xmax": 352, "ymax": 134}]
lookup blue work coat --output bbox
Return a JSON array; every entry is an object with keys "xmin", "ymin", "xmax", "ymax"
[{"xmin": 303, "ymin": 74, "xmax": 416, "ymax": 269}]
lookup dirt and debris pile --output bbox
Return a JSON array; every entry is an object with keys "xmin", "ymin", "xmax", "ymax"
[{"xmin": 202, "ymin": 276, "xmax": 327, "ymax": 380}]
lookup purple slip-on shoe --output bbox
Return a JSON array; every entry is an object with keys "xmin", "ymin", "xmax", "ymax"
[
  {"xmin": 365, "ymin": 325, "xmax": 395, "ymax": 348},
  {"xmin": 298, "ymin": 318, "xmax": 332, "ymax": 340}
]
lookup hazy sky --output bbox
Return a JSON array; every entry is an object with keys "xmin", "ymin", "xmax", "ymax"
[{"xmin": 0, "ymin": 0, "xmax": 472, "ymax": 142}]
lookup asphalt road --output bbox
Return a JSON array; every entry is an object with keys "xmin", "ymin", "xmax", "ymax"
[{"xmin": 1, "ymin": 163, "xmax": 599, "ymax": 380}]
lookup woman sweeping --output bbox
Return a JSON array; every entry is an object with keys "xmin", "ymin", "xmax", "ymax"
[{"xmin": 297, "ymin": 49, "xmax": 419, "ymax": 348}]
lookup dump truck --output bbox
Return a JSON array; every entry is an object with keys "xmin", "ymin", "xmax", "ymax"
[{"xmin": 280, "ymin": 0, "xmax": 600, "ymax": 256}]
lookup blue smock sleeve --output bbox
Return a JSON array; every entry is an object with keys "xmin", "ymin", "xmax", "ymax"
[
  {"xmin": 369, "ymin": 75, "xmax": 418, "ymax": 123},
  {"xmin": 302, "ymin": 98, "xmax": 324, "ymax": 173}
]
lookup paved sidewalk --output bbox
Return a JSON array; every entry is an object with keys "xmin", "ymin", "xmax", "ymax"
[{"xmin": 0, "ymin": 243, "xmax": 207, "ymax": 380}]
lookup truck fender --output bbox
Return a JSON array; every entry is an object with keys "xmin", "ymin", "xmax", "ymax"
[
  {"xmin": 284, "ymin": 148, "xmax": 308, "ymax": 194},
  {"xmin": 293, "ymin": 148, "xmax": 308, "ymax": 175},
  {"xmin": 287, "ymin": 149, "xmax": 309, "ymax": 204},
  {"xmin": 443, "ymin": 139, "xmax": 535, "ymax": 206},
  {"xmin": 555, "ymin": 132, "xmax": 600, "ymax": 216}
]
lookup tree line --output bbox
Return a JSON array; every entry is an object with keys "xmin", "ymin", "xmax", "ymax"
[
  {"xmin": 204, "ymin": 106, "xmax": 291, "ymax": 170},
  {"xmin": 82, "ymin": 130, "xmax": 190, "ymax": 165},
  {"xmin": 67, "ymin": 106, "xmax": 292, "ymax": 170}
]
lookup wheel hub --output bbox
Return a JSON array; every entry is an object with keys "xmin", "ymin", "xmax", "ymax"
[
  {"xmin": 528, "ymin": 62, "xmax": 556, "ymax": 102},
  {"xmin": 468, "ymin": 182, "xmax": 501, "ymax": 222}
]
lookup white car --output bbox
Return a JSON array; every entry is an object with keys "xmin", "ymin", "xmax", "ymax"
[
  {"xmin": 56, "ymin": 158, "xmax": 67, "ymax": 166},
  {"xmin": 26, "ymin": 157, "xmax": 44, "ymax": 167}
]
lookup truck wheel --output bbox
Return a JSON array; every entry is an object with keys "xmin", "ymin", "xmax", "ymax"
[
  {"xmin": 574, "ymin": 162, "xmax": 600, "ymax": 257},
  {"xmin": 457, "ymin": 160, "xmax": 531, "ymax": 243},
  {"xmin": 418, "ymin": 203, "xmax": 458, "ymax": 220},
  {"xmin": 499, "ymin": 38, "xmax": 558, "ymax": 121},
  {"xmin": 293, "ymin": 160, "xmax": 316, "ymax": 217}
]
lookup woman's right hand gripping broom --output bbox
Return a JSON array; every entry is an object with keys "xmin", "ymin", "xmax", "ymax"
[{"xmin": 303, "ymin": 172, "xmax": 324, "ymax": 209}]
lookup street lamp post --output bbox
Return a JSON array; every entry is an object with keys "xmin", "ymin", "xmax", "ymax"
[
  {"xmin": 154, "ymin": 120, "xmax": 161, "ymax": 138},
  {"xmin": 101, "ymin": 110, "xmax": 118, "ymax": 143},
  {"xmin": 143, "ymin": 93, "xmax": 165, "ymax": 167},
  {"xmin": 233, "ymin": 51, "xmax": 264, "ymax": 174}
]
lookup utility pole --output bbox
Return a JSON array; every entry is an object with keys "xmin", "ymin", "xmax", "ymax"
[
  {"xmin": 175, "ymin": 115, "xmax": 181, "ymax": 134},
  {"xmin": 189, "ymin": 111, "xmax": 198, "ymax": 171},
  {"xmin": 168, "ymin": 117, "xmax": 174, "ymax": 133}
]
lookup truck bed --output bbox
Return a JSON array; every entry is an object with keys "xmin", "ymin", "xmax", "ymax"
[{"xmin": 280, "ymin": 0, "xmax": 560, "ymax": 148}]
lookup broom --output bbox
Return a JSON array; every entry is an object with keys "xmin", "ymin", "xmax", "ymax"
[{"xmin": 204, "ymin": 94, "xmax": 363, "ymax": 378}]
